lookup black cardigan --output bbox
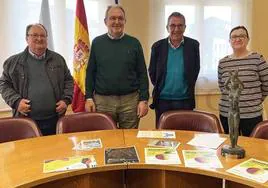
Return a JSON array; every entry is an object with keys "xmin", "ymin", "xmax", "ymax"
[{"xmin": 148, "ymin": 36, "xmax": 200, "ymax": 109}]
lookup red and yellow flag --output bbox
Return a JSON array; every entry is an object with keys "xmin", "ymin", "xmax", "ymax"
[{"xmin": 72, "ymin": 0, "xmax": 90, "ymax": 112}]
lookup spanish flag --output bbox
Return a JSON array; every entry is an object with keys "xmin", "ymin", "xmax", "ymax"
[{"xmin": 72, "ymin": 0, "xmax": 90, "ymax": 112}]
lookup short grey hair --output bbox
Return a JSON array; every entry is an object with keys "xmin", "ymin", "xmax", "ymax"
[
  {"xmin": 167, "ymin": 12, "xmax": 186, "ymax": 27},
  {"xmin": 104, "ymin": 5, "xmax": 126, "ymax": 21},
  {"xmin": 26, "ymin": 23, "xmax": 47, "ymax": 37}
]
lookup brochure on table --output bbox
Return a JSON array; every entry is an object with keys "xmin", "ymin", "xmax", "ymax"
[
  {"xmin": 43, "ymin": 155, "xmax": 97, "ymax": 173},
  {"xmin": 145, "ymin": 147, "xmax": 181, "ymax": 165},
  {"xmin": 72, "ymin": 138, "xmax": 102, "ymax": 151},
  {"xmin": 227, "ymin": 158, "xmax": 268, "ymax": 184},
  {"xmin": 187, "ymin": 134, "xmax": 226, "ymax": 149},
  {"xmin": 147, "ymin": 139, "xmax": 180, "ymax": 149},
  {"xmin": 182, "ymin": 150, "xmax": 223, "ymax": 169},
  {"xmin": 105, "ymin": 146, "xmax": 139, "ymax": 164},
  {"xmin": 137, "ymin": 131, "xmax": 176, "ymax": 139}
]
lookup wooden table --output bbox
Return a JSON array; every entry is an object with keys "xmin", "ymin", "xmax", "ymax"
[
  {"xmin": 0, "ymin": 130, "xmax": 126, "ymax": 188},
  {"xmin": 0, "ymin": 129, "xmax": 267, "ymax": 188},
  {"xmin": 124, "ymin": 129, "xmax": 268, "ymax": 188}
]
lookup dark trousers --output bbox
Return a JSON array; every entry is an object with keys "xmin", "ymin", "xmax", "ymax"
[
  {"xmin": 219, "ymin": 115, "xmax": 263, "ymax": 137},
  {"xmin": 34, "ymin": 116, "xmax": 59, "ymax": 136},
  {"xmin": 155, "ymin": 99, "xmax": 193, "ymax": 128}
]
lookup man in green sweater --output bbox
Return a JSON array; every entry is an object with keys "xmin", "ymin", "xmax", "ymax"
[{"xmin": 85, "ymin": 5, "xmax": 149, "ymax": 129}]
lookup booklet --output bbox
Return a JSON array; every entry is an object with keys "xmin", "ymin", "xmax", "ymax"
[
  {"xmin": 137, "ymin": 131, "xmax": 176, "ymax": 139},
  {"xmin": 105, "ymin": 146, "xmax": 139, "ymax": 164},
  {"xmin": 144, "ymin": 147, "xmax": 181, "ymax": 165},
  {"xmin": 182, "ymin": 150, "xmax": 223, "ymax": 169},
  {"xmin": 147, "ymin": 139, "xmax": 180, "ymax": 149},
  {"xmin": 187, "ymin": 134, "xmax": 226, "ymax": 149},
  {"xmin": 81, "ymin": 139, "xmax": 102, "ymax": 150},
  {"xmin": 72, "ymin": 138, "xmax": 102, "ymax": 151},
  {"xmin": 43, "ymin": 155, "xmax": 97, "ymax": 173},
  {"xmin": 227, "ymin": 158, "xmax": 268, "ymax": 183}
]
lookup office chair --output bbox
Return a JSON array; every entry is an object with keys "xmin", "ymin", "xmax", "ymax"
[
  {"xmin": 250, "ymin": 120, "xmax": 268, "ymax": 139},
  {"xmin": 158, "ymin": 110, "xmax": 224, "ymax": 133},
  {"xmin": 56, "ymin": 112, "xmax": 117, "ymax": 134},
  {"xmin": 0, "ymin": 117, "xmax": 41, "ymax": 143}
]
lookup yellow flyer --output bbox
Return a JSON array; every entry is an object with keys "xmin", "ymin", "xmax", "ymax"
[
  {"xmin": 145, "ymin": 147, "xmax": 181, "ymax": 164},
  {"xmin": 43, "ymin": 155, "xmax": 97, "ymax": 173},
  {"xmin": 227, "ymin": 158, "xmax": 268, "ymax": 183}
]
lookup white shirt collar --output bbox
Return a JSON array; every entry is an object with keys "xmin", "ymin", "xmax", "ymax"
[
  {"xmin": 168, "ymin": 37, "xmax": 184, "ymax": 49},
  {"xmin": 28, "ymin": 49, "xmax": 46, "ymax": 60},
  {"xmin": 107, "ymin": 32, "xmax": 125, "ymax": 40}
]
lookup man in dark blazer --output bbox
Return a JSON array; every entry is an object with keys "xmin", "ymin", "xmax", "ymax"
[{"xmin": 148, "ymin": 12, "xmax": 200, "ymax": 128}]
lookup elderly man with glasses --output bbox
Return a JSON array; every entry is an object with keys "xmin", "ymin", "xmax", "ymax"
[
  {"xmin": 148, "ymin": 12, "xmax": 200, "ymax": 128},
  {"xmin": 0, "ymin": 23, "xmax": 73, "ymax": 136},
  {"xmin": 85, "ymin": 5, "xmax": 149, "ymax": 129}
]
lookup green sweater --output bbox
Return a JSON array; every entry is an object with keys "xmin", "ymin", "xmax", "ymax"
[{"xmin": 86, "ymin": 34, "xmax": 149, "ymax": 101}]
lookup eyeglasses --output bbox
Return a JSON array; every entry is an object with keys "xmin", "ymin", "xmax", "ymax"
[
  {"xmin": 230, "ymin": 34, "xmax": 247, "ymax": 41},
  {"xmin": 27, "ymin": 33, "xmax": 47, "ymax": 39},
  {"xmin": 168, "ymin": 24, "xmax": 185, "ymax": 29},
  {"xmin": 108, "ymin": 16, "xmax": 125, "ymax": 22}
]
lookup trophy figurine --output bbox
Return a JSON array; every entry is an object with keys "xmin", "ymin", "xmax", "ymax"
[{"xmin": 221, "ymin": 70, "xmax": 245, "ymax": 159}]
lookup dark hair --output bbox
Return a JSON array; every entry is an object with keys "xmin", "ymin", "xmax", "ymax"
[
  {"xmin": 104, "ymin": 5, "xmax": 126, "ymax": 21},
  {"xmin": 167, "ymin": 12, "xmax": 186, "ymax": 27},
  {"xmin": 229, "ymin": 26, "xmax": 249, "ymax": 39},
  {"xmin": 26, "ymin": 23, "xmax": 47, "ymax": 37}
]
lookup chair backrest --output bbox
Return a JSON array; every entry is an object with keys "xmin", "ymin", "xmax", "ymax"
[
  {"xmin": 158, "ymin": 110, "xmax": 223, "ymax": 133},
  {"xmin": 0, "ymin": 117, "xmax": 41, "ymax": 143},
  {"xmin": 56, "ymin": 112, "xmax": 117, "ymax": 134},
  {"xmin": 250, "ymin": 120, "xmax": 268, "ymax": 139}
]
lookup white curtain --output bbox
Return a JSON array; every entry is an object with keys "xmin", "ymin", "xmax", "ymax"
[
  {"xmin": 0, "ymin": 0, "xmax": 114, "ymax": 110},
  {"xmin": 0, "ymin": 0, "xmax": 253, "ymax": 110},
  {"xmin": 148, "ymin": 0, "xmax": 252, "ymax": 94}
]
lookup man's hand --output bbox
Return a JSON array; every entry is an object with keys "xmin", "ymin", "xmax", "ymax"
[
  {"xmin": 137, "ymin": 101, "xmax": 148, "ymax": 118},
  {"xmin": 85, "ymin": 100, "xmax": 96, "ymax": 112},
  {"xmin": 56, "ymin": 100, "xmax": 67, "ymax": 115},
  {"xmin": 17, "ymin": 99, "xmax": 31, "ymax": 116}
]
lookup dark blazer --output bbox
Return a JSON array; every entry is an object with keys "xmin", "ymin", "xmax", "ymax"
[{"xmin": 148, "ymin": 36, "xmax": 200, "ymax": 109}]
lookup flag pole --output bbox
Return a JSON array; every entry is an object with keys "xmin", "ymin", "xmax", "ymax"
[{"xmin": 39, "ymin": 0, "xmax": 54, "ymax": 50}]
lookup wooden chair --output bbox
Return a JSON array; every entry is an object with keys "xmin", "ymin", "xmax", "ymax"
[
  {"xmin": 250, "ymin": 120, "xmax": 268, "ymax": 139},
  {"xmin": 158, "ymin": 110, "xmax": 223, "ymax": 133},
  {"xmin": 0, "ymin": 117, "xmax": 41, "ymax": 143},
  {"xmin": 56, "ymin": 112, "xmax": 117, "ymax": 134}
]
